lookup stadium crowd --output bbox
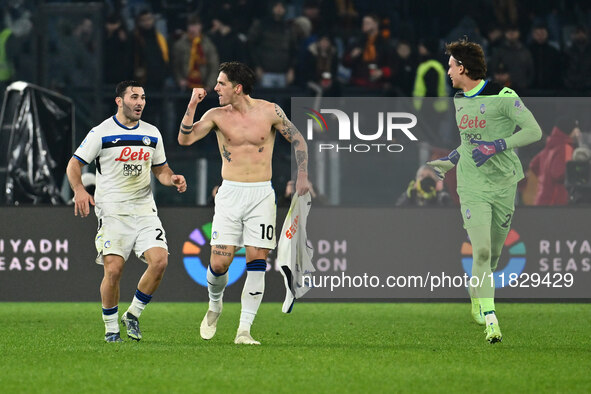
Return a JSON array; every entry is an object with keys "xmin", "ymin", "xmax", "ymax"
[
  {"xmin": 1, "ymin": 0, "xmax": 591, "ymax": 206},
  {"xmin": 2, "ymin": 0, "xmax": 591, "ymax": 96}
]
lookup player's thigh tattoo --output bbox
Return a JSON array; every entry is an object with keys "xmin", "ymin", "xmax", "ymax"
[{"xmin": 212, "ymin": 245, "xmax": 233, "ymax": 257}]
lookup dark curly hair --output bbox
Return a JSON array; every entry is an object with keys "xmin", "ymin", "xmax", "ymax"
[
  {"xmin": 219, "ymin": 62, "xmax": 256, "ymax": 95},
  {"xmin": 445, "ymin": 39, "xmax": 486, "ymax": 80}
]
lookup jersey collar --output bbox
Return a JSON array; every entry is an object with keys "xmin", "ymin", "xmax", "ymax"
[
  {"xmin": 112, "ymin": 115, "xmax": 140, "ymax": 130},
  {"xmin": 463, "ymin": 79, "xmax": 487, "ymax": 98}
]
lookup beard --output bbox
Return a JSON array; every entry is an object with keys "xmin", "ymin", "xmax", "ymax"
[{"xmin": 123, "ymin": 102, "xmax": 142, "ymax": 121}]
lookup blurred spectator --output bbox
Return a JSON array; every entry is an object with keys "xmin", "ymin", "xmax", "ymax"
[
  {"xmin": 527, "ymin": 2, "xmax": 562, "ymax": 44},
  {"xmin": 334, "ymin": 0, "xmax": 359, "ymax": 33},
  {"xmin": 0, "ymin": 19, "xmax": 14, "ymax": 90},
  {"xmin": 172, "ymin": 14, "xmax": 219, "ymax": 91},
  {"xmin": 1, "ymin": 0, "xmax": 33, "ymax": 83},
  {"xmin": 492, "ymin": 62, "xmax": 512, "ymax": 87},
  {"xmin": 489, "ymin": 25, "xmax": 534, "ymax": 91},
  {"xmin": 492, "ymin": 0, "xmax": 519, "ymax": 27},
  {"xmin": 445, "ymin": 16, "xmax": 487, "ymax": 54},
  {"xmin": 529, "ymin": 118, "xmax": 581, "ymax": 206},
  {"xmin": 528, "ymin": 23, "xmax": 561, "ymax": 90},
  {"xmin": 53, "ymin": 18, "xmax": 97, "ymax": 89},
  {"xmin": 300, "ymin": 0, "xmax": 337, "ymax": 35},
  {"xmin": 1, "ymin": 0, "xmax": 34, "ymax": 88},
  {"xmin": 206, "ymin": 0, "xmax": 259, "ymax": 37},
  {"xmin": 2, "ymin": 1, "xmax": 32, "ymax": 38},
  {"xmin": 209, "ymin": 15, "xmax": 248, "ymax": 64},
  {"xmin": 292, "ymin": 16, "xmax": 314, "ymax": 87},
  {"xmin": 566, "ymin": 146, "xmax": 591, "ymax": 204},
  {"xmin": 389, "ymin": 40, "xmax": 416, "ymax": 96},
  {"xmin": 485, "ymin": 24, "xmax": 504, "ymax": 56},
  {"xmin": 563, "ymin": 26, "xmax": 591, "ymax": 92},
  {"xmin": 413, "ymin": 38, "xmax": 449, "ymax": 146},
  {"xmin": 292, "ymin": 16, "xmax": 314, "ymax": 54},
  {"xmin": 233, "ymin": 0, "xmax": 260, "ymax": 35},
  {"xmin": 413, "ymin": 38, "xmax": 447, "ymax": 104},
  {"xmin": 299, "ymin": 32, "xmax": 340, "ymax": 96},
  {"xmin": 396, "ymin": 165, "xmax": 451, "ymax": 207},
  {"xmin": 342, "ymin": 14, "xmax": 392, "ymax": 89},
  {"xmin": 132, "ymin": 9, "xmax": 169, "ymax": 89},
  {"xmin": 248, "ymin": 1, "xmax": 296, "ymax": 88},
  {"xmin": 104, "ymin": 13, "xmax": 133, "ymax": 84},
  {"xmin": 301, "ymin": 0, "xmax": 321, "ymax": 34}
]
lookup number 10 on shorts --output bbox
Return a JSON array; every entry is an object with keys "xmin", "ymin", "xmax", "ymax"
[{"xmin": 260, "ymin": 224, "xmax": 274, "ymax": 240}]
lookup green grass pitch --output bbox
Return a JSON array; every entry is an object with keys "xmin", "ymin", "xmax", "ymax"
[{"xmin": 0, "ymin": 302, "xmax": 589, "ymax": 393}]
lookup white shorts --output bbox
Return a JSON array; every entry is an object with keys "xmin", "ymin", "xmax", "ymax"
[
  {"xmin": 94, "ymin": 214, "xmax": 168, "ymax": 264},
  {"xmin": 211, "ymin": 180, "xmax": 277, "ymax": 249}
]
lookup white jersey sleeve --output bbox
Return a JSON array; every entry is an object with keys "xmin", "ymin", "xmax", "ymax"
[
  {"xmin": 152, "ymin": 132, "xmax": 167, "ymax": 167},
  {"xmin": 73, "ymin": 129, "xmax": 101, "ymax": 164}
]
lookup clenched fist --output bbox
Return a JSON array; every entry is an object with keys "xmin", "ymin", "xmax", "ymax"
[{"xmin": 189, "ymin": 88, "xmax": 207, "ymax": 109}]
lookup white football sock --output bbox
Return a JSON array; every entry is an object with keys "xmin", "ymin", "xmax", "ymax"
[
  {"xmin": 102, "ymin": 306, "xmax": 119, "ymax": 334},
  {"xmin": 127, "ymin": 289, "xmax": 152, "ymax": 318},
  {"xmin": 239, "ymin": 260, "xmax": 266, "ymax": 332},
  {"xmin": 207, "ymin": 265, "xmax": 228, "ymax": 313}
]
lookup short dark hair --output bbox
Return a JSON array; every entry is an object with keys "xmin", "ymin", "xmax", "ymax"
[
  {"xmin": 115, "ymin": 80, "xmax": 143, "ymax": 98},
  {"xmin": 445, "ymin": 39, "xmax": 487, "ymax": 80},
  {"xmin": 187, "ymin": 13, "xmax": 201, "ymax": 26},
  {"xmin": 219, "ymin": 62, "xmax": 256, "ymax": 95}
]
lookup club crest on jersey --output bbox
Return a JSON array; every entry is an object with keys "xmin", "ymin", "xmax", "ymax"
[
  {"xmin": 466, "ymin": 209, "xmax": 471, "ymax": 219},
  {"xmin": 104, "ymin": 241, "xmax": 111, "ymax": 248},
  {"xmin": 514, "ymin": 100, "xmax": 524, "ymax": 110},
  {"xmin": 480, "ymin": 104, "xmax": 486, "ymax": 114},
  {"xmin": 142, "ymin": 136, "xmax": 151, "ymax": 145}
]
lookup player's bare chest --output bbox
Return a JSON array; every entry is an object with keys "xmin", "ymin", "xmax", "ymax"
[{"xmin": 216, "ymin": 115, "xmax": 274, "ymax": 144}]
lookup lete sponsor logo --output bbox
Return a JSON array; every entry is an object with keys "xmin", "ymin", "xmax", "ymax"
[
  {"xmin": 115, "ymin": 147, "xmax": 151, "ymax": 162},
  {"xmin": 458, "ymin": 114, "xmax": 486, "ymax": 130}
]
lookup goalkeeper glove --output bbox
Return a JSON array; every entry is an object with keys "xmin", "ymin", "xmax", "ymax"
[
  {"xmin": 427, "ymin": 150, "xmax": 460, "ymax": 180},
  {"xmin": 470, "ymin": 138, "xmax": 507, "ymax": 167}
]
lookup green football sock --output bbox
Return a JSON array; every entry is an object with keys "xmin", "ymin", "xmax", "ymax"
[{"xmin": 467, "ymin": 225, "xmax": 495, "ymax": 311}]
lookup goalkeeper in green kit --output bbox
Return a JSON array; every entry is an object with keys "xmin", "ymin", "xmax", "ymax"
[{"xmin": 428, "ymin": 39, "xmax": 542, "ymax": 343}]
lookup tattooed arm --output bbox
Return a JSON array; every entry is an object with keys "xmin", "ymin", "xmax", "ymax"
[
  {"xmin": 273, "ymin": 103, "xmax": 310, "ymax": 196},
  {"xmin": 178, "ymin": 88, "xmax": 217, "ymax": 146}
]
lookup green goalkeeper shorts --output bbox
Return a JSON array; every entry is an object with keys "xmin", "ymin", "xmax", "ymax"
[{"xmin": 457, "ymin": 184, "xmax": 517, "ymax": 232}]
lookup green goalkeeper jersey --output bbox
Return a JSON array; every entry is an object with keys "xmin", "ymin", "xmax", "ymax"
[{"xmin": 454, "ymin": 80, "xmax": 542, "ymax": 192}]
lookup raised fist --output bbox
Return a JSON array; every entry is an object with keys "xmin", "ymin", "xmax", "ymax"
[{"xmin": 189, "ymin": 88, "xmax": 207, "ymax": 108}]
